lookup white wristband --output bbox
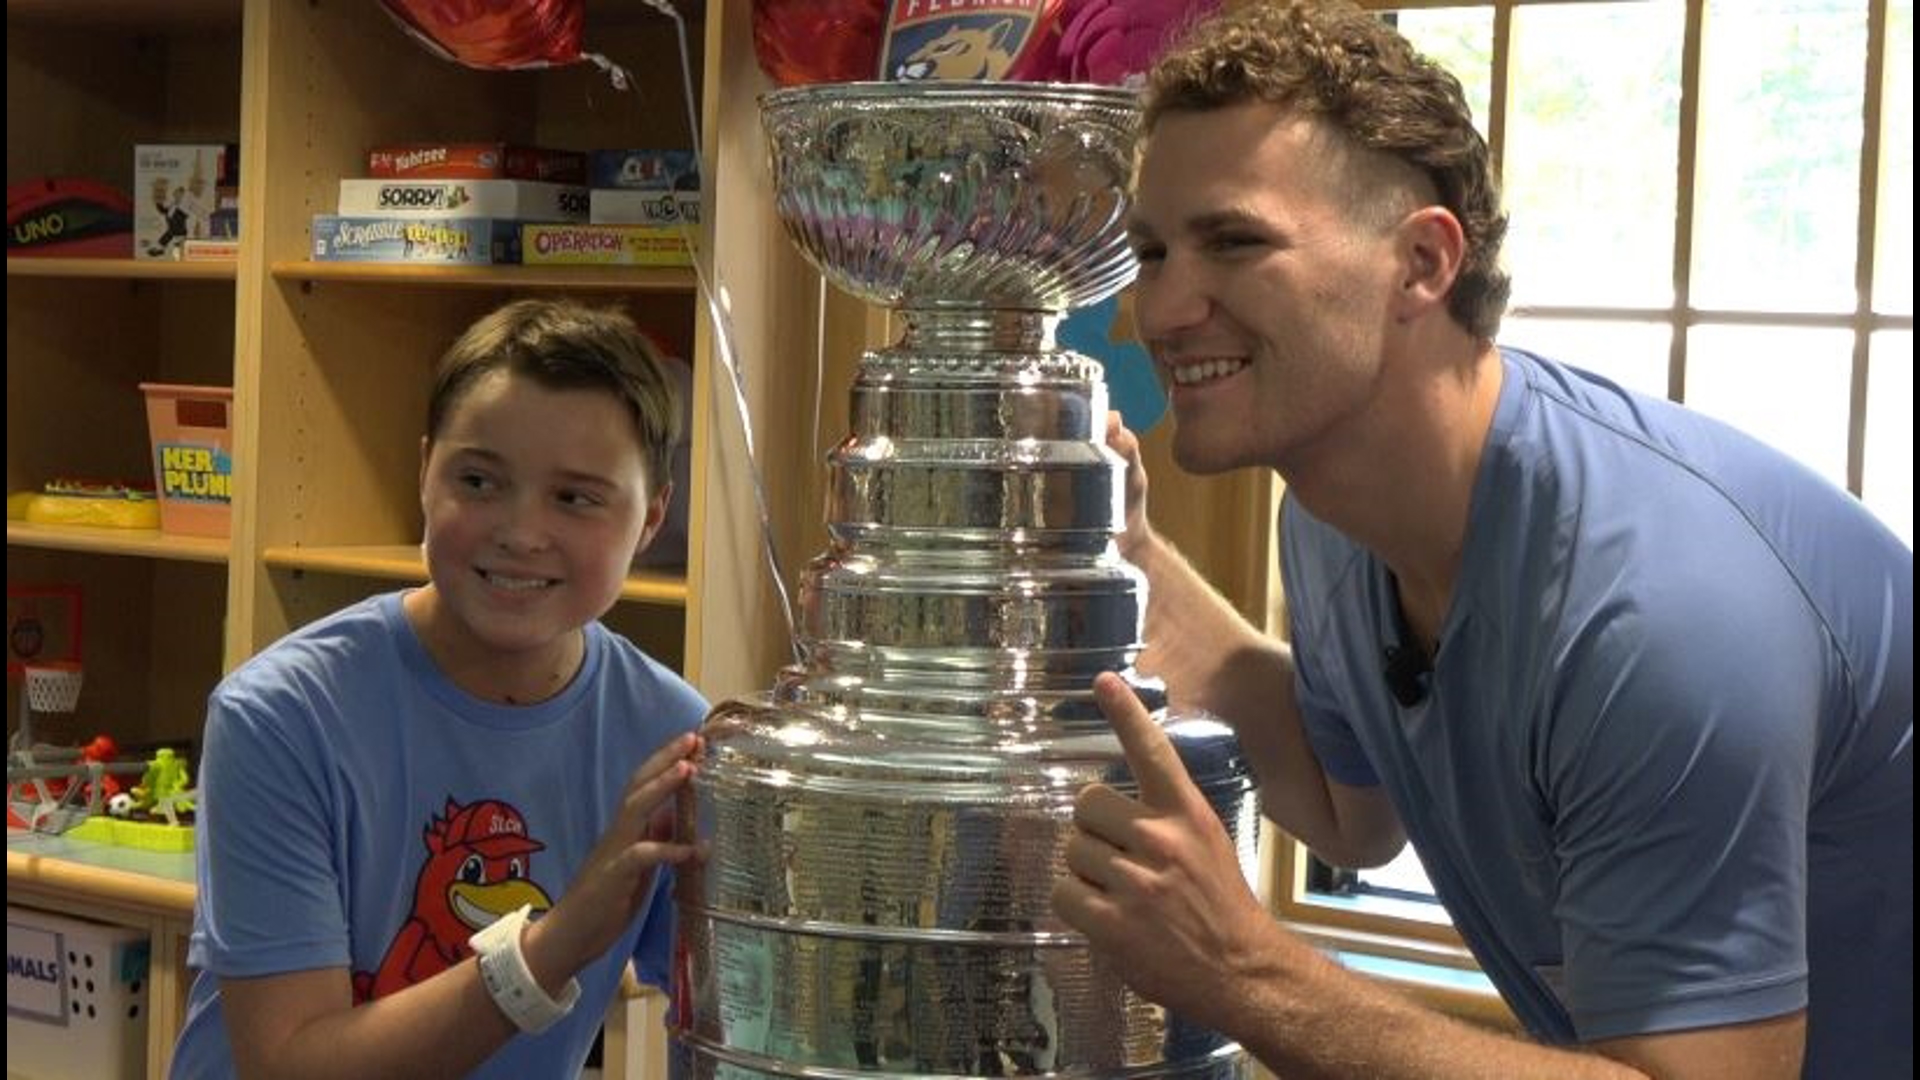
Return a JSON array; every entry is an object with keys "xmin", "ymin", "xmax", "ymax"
[{"xmin": 468, "ymin": 904, "xmax": 581, "ymax": 1034}]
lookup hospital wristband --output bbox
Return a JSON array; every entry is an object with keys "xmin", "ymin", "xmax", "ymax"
[{"xmin": 468, "ymin": 903, "xmax": 581, "ymax": 1034}]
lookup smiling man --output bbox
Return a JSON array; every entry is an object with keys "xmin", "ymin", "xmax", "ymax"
[{"xmin": 1051, "ymin": 4, "xmax": 1914, "ymax": 1079}]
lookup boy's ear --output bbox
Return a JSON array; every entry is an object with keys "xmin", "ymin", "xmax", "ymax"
[
  {"xmin": 417, "ymin": 436, "xmax": 431, "ymax": 501},
  {"xmin": 631, "ymin": 480, "xmax": 673, "ymax": 563}
]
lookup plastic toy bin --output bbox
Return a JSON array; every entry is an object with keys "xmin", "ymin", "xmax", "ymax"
[
  {"xmin": 6, "ymin": 905, "xmax": 151, "ymax": 1080},
  {"xmin": 139, "ymin": 382, "xmax": 234, "ymax": 537}
]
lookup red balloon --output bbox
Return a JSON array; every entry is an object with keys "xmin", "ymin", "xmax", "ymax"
[
  {"xmin": 381, "ymin": 0, "xmax": 588, "ymax": 71},
  {"xmin": 1004, "ymin": 0, "xmax": 1068, "ymax": 82},
  {"xmin": 752, "ymin": 0, "xmax": 887, "ymax": 86}
]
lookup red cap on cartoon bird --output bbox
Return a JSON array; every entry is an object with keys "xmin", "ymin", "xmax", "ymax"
[{"xmin": 440, "ymin": 799, "xmax": 545, "ymax": 857}]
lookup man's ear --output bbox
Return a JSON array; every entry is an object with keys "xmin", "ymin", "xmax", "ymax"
[
  {"xmin": 1392, "ymin": 205, "xmax": 1467, "ymax": 320},
  {"xmin": 631, "ymin": 480, "xmax": 672, "ymax": 564}
]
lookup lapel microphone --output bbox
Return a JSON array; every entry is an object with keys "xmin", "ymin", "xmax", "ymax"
[
  {"xmin": 1382, "ymin": 642, "xmax": 1431, "ymax": 707},
  {"xmin": 1383, "ymin": 571, "xmax": 1433, "ymax": 708}
]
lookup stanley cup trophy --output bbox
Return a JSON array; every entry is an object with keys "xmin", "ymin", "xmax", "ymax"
[{"xmin": 672, "ymin": 82, "xmax": 1260, "ymax": 1080}]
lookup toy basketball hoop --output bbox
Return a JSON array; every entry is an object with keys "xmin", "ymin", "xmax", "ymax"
[{"xmin": 23, "ymin": 662, "xmax": 84, "ymax": 715}]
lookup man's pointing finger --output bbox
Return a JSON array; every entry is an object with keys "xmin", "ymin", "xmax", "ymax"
[{"xmin": 1092, "ymin": 672, "xmax": 1195, "ymax": 810}]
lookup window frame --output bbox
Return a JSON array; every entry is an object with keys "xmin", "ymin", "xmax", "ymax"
[{"xmin": 1268, "ymin": 0, "xmax": 1912, "ymax": 1023}]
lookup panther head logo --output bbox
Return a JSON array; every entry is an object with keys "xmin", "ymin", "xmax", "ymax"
[{"xmin": 894, "ymin": 18, "xmax": 1019, "ymax": 81}]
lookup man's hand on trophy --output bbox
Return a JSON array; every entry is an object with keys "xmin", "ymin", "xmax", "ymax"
[
  {"xmin": 1052, "ymin": 671, "xmax": 1277, "ymax": 1035},
  {"xmin": 1105, "ymin": 411, "xmax": 1153, "ymax": 560}
]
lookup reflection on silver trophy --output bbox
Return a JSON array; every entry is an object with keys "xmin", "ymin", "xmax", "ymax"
[{"xmin": 672, "ymin": 82, "xmax": 1259, "ymax": 1079}]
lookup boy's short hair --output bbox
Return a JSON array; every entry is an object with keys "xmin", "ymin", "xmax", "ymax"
[{"xmin": 428, "ymin": 299, "xmax": 683, "ymax": 490}]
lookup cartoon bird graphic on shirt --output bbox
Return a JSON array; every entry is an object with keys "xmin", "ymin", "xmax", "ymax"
[{"xmin": 353, "ymin": 797, "xmax": 554, "ymax": 1002}]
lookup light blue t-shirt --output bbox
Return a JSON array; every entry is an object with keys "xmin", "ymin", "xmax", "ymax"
[
  {"xmin": 1283, "ymin": 348, "xmax": 1911, "ymax": 1076},
  {"xmin": 169, "ymin": 592, "xmax": 708, "ymax": 1079}
]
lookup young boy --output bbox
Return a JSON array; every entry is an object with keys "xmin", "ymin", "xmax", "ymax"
[{"xmin": 169, "ymin": 299, "xmax": 709, "ymax": 1078}]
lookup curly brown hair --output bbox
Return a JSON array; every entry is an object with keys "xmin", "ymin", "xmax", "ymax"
[{"xmin": 1146, "ymin": 0, "xmax": 1510, "ymax": 339}]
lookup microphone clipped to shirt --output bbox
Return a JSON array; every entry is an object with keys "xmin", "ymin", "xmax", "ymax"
[
  {"xmin": 1383, "ymin": 572, "xmax": 1434, "ymax": 708},
  {"xmin": 1382, "ymin": 641, "xmax": 1432, "ymax": 708}
]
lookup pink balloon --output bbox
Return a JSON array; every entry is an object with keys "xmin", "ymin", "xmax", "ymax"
[
  {"xmin": 1053, "ymin": 0, "xmax": 1219, "ymax": 86},
  {"xmin": 381, "ymin": 0, "xmax": 588, "ymax": 71}
]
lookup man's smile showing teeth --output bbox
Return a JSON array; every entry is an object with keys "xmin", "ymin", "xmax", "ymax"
[
  {"xmin": 1170, "ymin": 358, "xmax": 1249, "ymax": 386},
  {"xmin": 481, "ymin": 571, "xmax": 556, "ymax": 591}
]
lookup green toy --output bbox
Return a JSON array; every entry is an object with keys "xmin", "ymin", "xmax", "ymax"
[{"xmin": 132, "ymin": 747, "xmax": 197, "ymax": 827}]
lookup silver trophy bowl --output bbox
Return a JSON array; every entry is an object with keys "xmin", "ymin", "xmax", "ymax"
[
  {"xmin": 673, "ymin": 81, "xmax": 1258, "ymax": 1080},
  {"xmin": 762, "ymin": 81, "xmax": 1142, "ymax": 313}
]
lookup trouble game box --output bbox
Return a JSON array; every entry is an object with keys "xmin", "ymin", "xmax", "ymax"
[
  {"xmin": 586, "ymin": 149, "xmax": 700, "ymax": 191},
  {"xmin": 588, "ymin": 189, "xmax": 701, "ymax": 226}
]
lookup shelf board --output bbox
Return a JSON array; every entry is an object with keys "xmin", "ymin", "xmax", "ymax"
[
  {"xmin": 7, "ymin": 521, "xmax": 230, "ymax": 564},
  {"xmin": 7, "ymin": 836, "xmax": 196, "ymax": 919},
  {"xmin": 262, "ymin": 544, "xmax": 689, "ymax": 607},
  {"xmin": 270, "ymin": 260, "xmax": 698, "ymax": 294},
  {"xmin": 5, "ymin": 0, "xmax": 239, "ymax": 31},
  {"xmin": 7, "ymin": 256, "xmax": 237, "ymax": 281}
]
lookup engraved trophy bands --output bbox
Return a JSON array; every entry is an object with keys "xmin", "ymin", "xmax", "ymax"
[{"xmin": 672, "ymin": 82, "xmax": 1259, "ymax": 1080}]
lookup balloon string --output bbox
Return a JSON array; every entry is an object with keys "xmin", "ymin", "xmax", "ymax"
[
  {"xmin": 642, "ymin": 0, "xmax": 803, "ymax": 668},
  {"xmin": 583, "ymin": 52, "xmax": 631, "ymax": 91},
  {"xmin": 638, "ymin": 0, "xmax": 705, "ymax": 163},
  {"xmin": 691, "ymin": 270, "xmax": 803, "ymax": 668},
  {"xmin": 812, "ymin": 276, "xmax": 826, "ymax": 478}
]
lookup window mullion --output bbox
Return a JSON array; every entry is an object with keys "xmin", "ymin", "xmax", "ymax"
[
  {"xmin": 1671, "ymin": 0, "xmax": 1707, "ymax": 403},
  {"xmin": 1850, "ymin": 0, "xmax": 1892, "ymax": 496},
  {"xmin": 1488, "ymin": 1, "xmax": 1514, "ymax": 175}
]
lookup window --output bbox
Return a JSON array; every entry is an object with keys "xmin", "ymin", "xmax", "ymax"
[{"xmin": 1275, "ymin": 0, "xmax": 1914, "ymax": 1014}]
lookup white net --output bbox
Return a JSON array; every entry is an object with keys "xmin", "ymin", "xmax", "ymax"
[{"xmin": 23, "ymin": 663, "xmax": 84, "ymax": 714}]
